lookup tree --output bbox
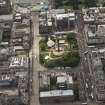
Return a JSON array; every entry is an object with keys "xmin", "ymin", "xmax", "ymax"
[
  {"xmin": 40, "ymin": 43, "xmax": 47, "ymax": 51},
  {"xmin": 55, "ymin": 0, "xmax": 80, "ymax": 9},
  {"xmin": 39, "ymin": 54, "xmax": 45, "ymax": 64},
  {"xmin": 39, "ymin": 39, "xmax": 47, "ymax": 51},
  {"xmin": 54, "ymin": 0, "xmax": 98, "ymax": 9},
  {"xmin": 66, "ymin": 33, "xmax": 76, "ymax": 42},
  {"xmin": 73, "ymin": 0, "xmax": 79, "ymax": 10},
  {"xmin": 83, "ymin": 0, "xmax": 98, "ymax": 7}
]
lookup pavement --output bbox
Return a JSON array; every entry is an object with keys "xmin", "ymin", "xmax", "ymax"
[
  {"xmin": 76, "ymin": 12, "xmax": 93, "ymax": 102},
  {"xmin": 41, "ymin": 102, "xmax": 105, "ymax": 105},
  {"xmin": 30, "ymin": 13, "xmax": 40, "ymax": 105},
  {"xmin": 11, "ymin": 0, "xmax": 42, "ymax": 4},
  {"xmin": 76, "ymin": 12, "xmax": 98, "ymax": 103},
  {"xmin": 30, "ymin": 12, "xmax": 47, "ymax": 105},
  {"xmin": 29, "ymin": 0, "xmax": 49, "ymax": 105}
]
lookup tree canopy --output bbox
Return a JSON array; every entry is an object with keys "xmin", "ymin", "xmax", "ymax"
[
  {"xmin": 54, "ymin": 0, "xmax": 98, "ymax": 9},
  {"xmin": 83, "ymin": 0, "xmax": 98, "ymax": 7}
]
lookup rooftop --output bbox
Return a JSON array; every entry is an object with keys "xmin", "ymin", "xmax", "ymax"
[
  {"xmin": 0, "ymin": 88, "xmax": 18, "ymax": 96},
  {"xmin": 0, "ymin": 14, "xmax": 13, "ymax": 22},
  {"xmin": 39, "ymin": 71, "xmax": 74, "ymax": 92},
  {"xmin": 40, "ymin": 90, "xmax": 74, "ymax": 97},
  {"xmin": 0, "ymin": 80, "xmax": 17, "ymax": 87},
  {"xmin": 54, "ymin": 13, "xmax": 75, "ymax": 20},
  {"xmin": 93, "ymin": 57, "xmax": 105, "ymax": 101},
  {"xmin": 9, "ymin": 56, "xmax": 29, "ymax": 69}
]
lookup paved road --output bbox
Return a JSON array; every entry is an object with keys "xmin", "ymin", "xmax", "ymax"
[
  {"xmin": 29, "ymin": 0, "xmax": 49, "ymax": 105},
  {"xmin": 76, "ymin": 12, "xmax": 92, "ymax": 102},
  {"xmin": 76, "ymin": 12, "xmax": 98, "ymax": 102},
  {"xmin": 30, "ymin": 13, "xmax": 46, "ymax": 105},
  {"xmin": 11, "ymin": 0, "xmax": 48, "ymax": 4},
  {"xmin": 30, "ymin": 13, "xmax": 40, "ymax": 105},
  {"xmin": 11, "ymin": 0, "xmax": 39, "ymax": 4},
  {"xmin": 42, "ymin": 102, "xmax": 104, "ymax": 105},
  {"xmin": 30, "ymin": 12, "xmax": 47, "ymax": 105}
]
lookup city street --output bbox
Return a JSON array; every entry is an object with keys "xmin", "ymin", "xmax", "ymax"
[
  {"xmin": 30, "ymin": 12, "xmax": 47, "ymax": 105},
  {"xmin": 76, "ymin": 12, "xmax": 97, "ymax": 102},
  {"xmin": 76, "ymin": 12, "xmax": 92, "ymax": 101},
  {"xmin": 29, "ymin": 1, "xmax": 49, "ymax": 105},
  {"xmin": 30, "ymin": 13, "xmax": 40, "ymax": 105}
]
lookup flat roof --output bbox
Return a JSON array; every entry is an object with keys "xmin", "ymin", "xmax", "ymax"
[
  {"xmin": 0, "ymin": 80, "xmax": 16, "ymax": 87},
  {"xmin": 55, "ymin": 13, "xmax": 75, "ymax": 20},
  {"xmin": 9, "ymin": 56, "xmax": 29, "ymax": 68},
  {"xmin": 57, "ymin": 75, "xmax": 73, "ymax": 84},
  {"xmin": 40, "ymin": 90, "xmax": 74, "ymax": 97},
  {"xmin": 16, "ymin": 71, "xmax": 28, "ymax": 77},
  {"xmin": 0, "ymin": 88, "xmax": 18, "ymax": 96},
  {"xmin": 14, "ymin": 46, "xmax": 24, "ymax": 50},
  {"xmin": 57, "ymin": 76, "xmax": 67, "ymax": 83},
  {"xmin": 49, "ymin": 9, "xmax": 65, "ymax": 14},
  {"xmin": 0, "ymin": 14, "xmax": 13, "ymax": 22},
  {"xmin": 68, "ymin": 76, "xmax": 73, "ymax": 84},
  {"xmin": 88, "ymin": 31, "xmax": 96, "ymax": 37}
]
